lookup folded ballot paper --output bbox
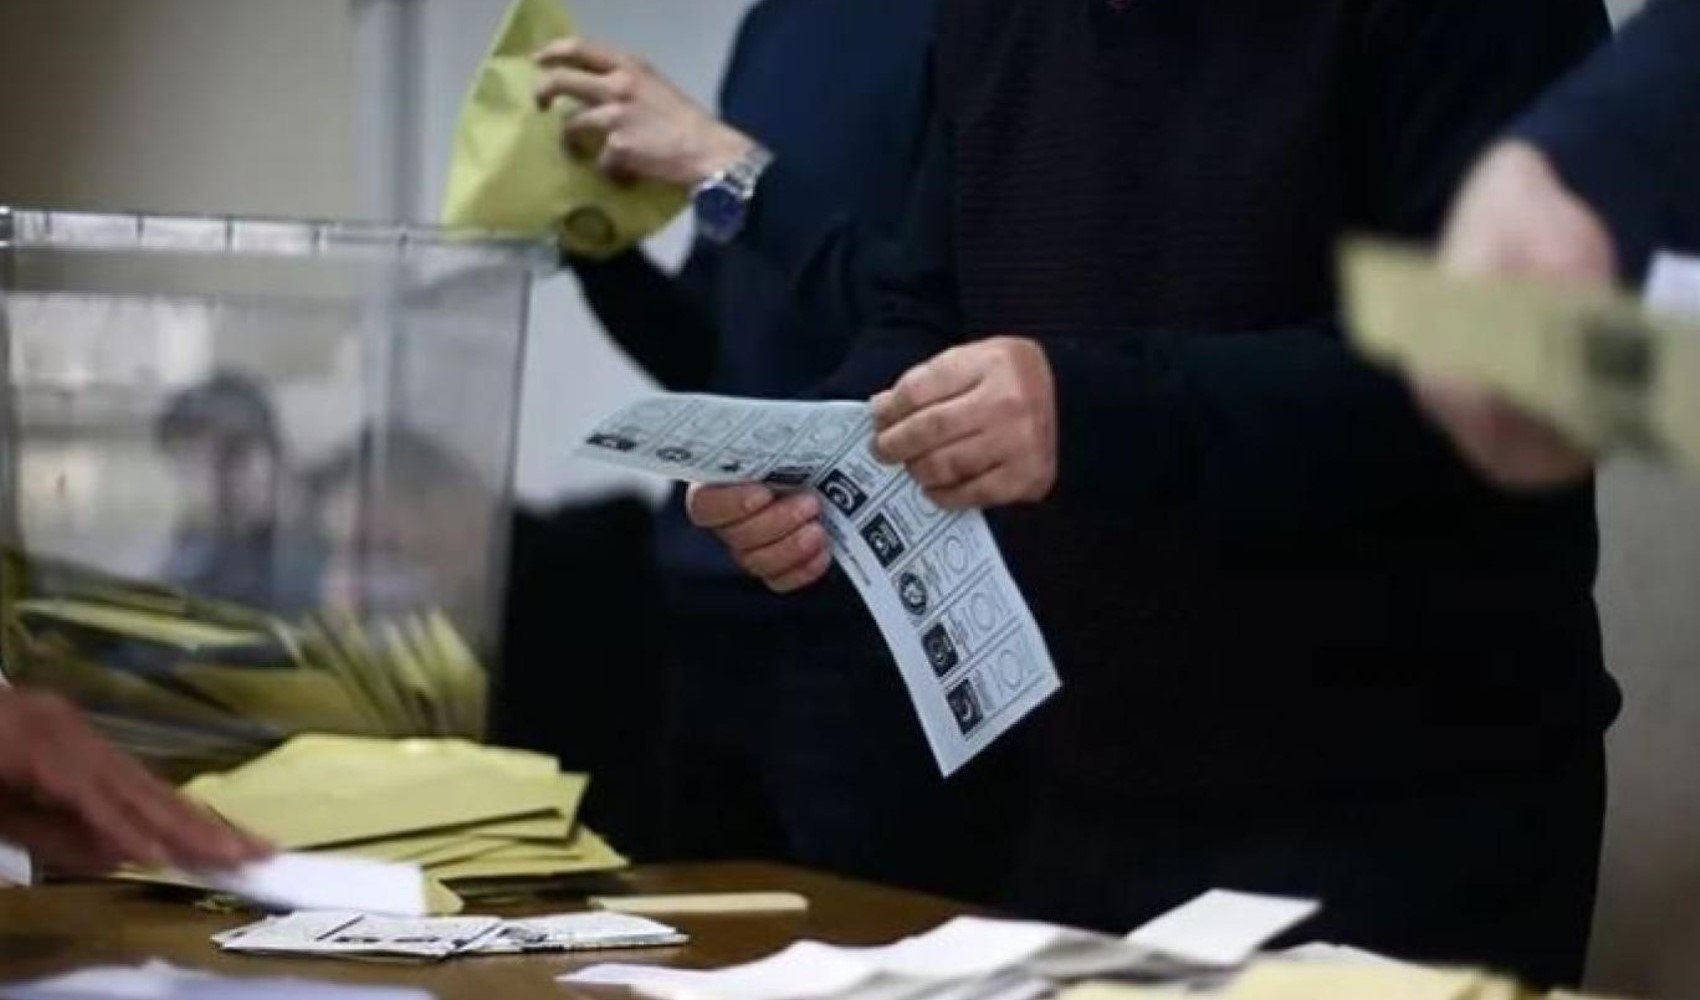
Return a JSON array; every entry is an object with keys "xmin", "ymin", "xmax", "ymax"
[
  {"xmin": 1341, "ymin": 241, "xmax": 1700, "ymax": 477},
  {"xmin": 441, "ymin": 0, "xmax": 686, "ymax": 258},
  {"xmin": 575, "ymin": 394, "xmax": 1061, "ymax": 776},
  {"xmin": 212, "ymin": 910, "xmax": 684, "ymax": 962},
  {"xmin": 0, "ymin": 960, "xmax": 434, "ymax": 1000},
  {"xmin": 118, "ymin": 735, "xmax": 626, "ymax": 914},
  {"xmin": 563, "ymin": 890, "xmax": 1318, "ymax": 1000}
]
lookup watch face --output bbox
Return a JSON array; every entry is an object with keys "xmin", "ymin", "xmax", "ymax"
[{"xmin": 693, "ymin": 182, "xmax": 746, "ymax": 241}]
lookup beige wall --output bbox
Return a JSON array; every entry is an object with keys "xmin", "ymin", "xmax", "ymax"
[{"xmin": 0, "ymin": 0, "xmax": 355, "ymax": 218}]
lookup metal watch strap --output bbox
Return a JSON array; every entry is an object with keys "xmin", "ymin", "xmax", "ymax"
[{"xmin": 722, "ymin": 145, "xmax": 774, "ymax": 200}]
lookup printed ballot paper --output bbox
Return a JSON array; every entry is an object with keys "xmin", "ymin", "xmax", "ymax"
[
  {"xmin": 574, "ymin": 393, "xmax": 1061, "ymax": 776},
  {"xmin": 214, "ymin": 910, "xmax": 684, "ymax": 962}
]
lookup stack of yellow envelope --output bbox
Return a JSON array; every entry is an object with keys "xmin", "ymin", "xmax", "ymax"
[
  {"xmin": 159, "ymin": 735, "xmax": 626, "ymax": 914},
  {"xmin": 1059, "ymin": 960, "xmax": 1633, "ymax": 1000},
  {"xmin": 2, "ymin": 556, "xmax": 489, "ymax": 781}
]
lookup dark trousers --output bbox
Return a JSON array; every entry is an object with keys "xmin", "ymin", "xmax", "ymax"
[
  {"xmin": 1005, "ymin": 744, "xmax": 1605, "ymax": 988},
  {"xmin": 658, "ymin": 585, "xmax": 1027, "ymax": 906}
]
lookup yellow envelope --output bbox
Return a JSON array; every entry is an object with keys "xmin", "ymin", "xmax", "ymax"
[
  {"xmin": 1222, "ymin": 961, "xmax": 1500, "ymax": 1000},
  {"xmin": 174, "ymin": 663, "xmax": 386, "ymax": 736},
  {"xmin": 441, "ymin": 0, "xmax": 686, "ymax": 259},
  {"xmin": 184, "ymin": 736, "xmax": 565, "ymax": 848}
]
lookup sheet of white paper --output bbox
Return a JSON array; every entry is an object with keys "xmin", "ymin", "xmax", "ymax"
[
  {"xmin": 1647, "ymin": 251, "xmax": 1700, "ymax": 319},
  {"xmin": 575, "ymin": 393, "xmax": 1061, "ymax": 775},
  {"xmin": 1125, "ymin": 890, "xmax": 1319, "ymax": 969},
  {"xmin": 189, "ymin": 853, "xmax": 427, "ymax": 918},
  {"xmin": 0, "ymin": 840, "xmax": 31, "ymax": 887},
  {"xmin": 0, "ymin": 959, "xmax": 435, "ymax": 1000}
]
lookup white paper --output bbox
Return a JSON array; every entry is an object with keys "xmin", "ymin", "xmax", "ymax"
[
  {"xmin": 0, "ymin": 840, "xmax": 31, "ymax": 887},
  {"xmin": 1647, "ymin": 251, "xmax": 1700, "ymax": 319},
  {"xmin": 1125, "ymin": 890, "xmax": 1319, "ymax": 969},
  {"xmin": 575, "ymin": 393, "xmax": 1061, "ymax": 775},
  {"xmin": 1281, "ymin": 942, "xmax": 1406, "ymax": 966},
  {"xmin": 0, "ymin": 959, "xmax": 434, "ymax": 1000},
  {"xmin": 566, "ymin": 917, "xmax": 1146, "ymax": 1000},
  {"xmin": 187, "ymin": 852, "xmax": 427, "ymax": 918}
]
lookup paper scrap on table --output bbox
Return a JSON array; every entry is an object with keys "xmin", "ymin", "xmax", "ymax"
[
  {"xmin": 1125, "ymin": 890, "xmax": 1319, "ymax": 969},
  {"xmin": 216, "ymin": 910, "xmax": 685, "ymax": 962},
  {"xmin": 565, "ymin": 891, "xmax": 1316, "ymax": 1000},
  {"xmin": 441, "ymin": 0, "xmax": 686, "ymax": 258},
  {"xmin": 0, "ymin": 959, "xmax": 434, "ymax": 1000},
  {"xmin": 184, "ymin": 852, "xmax": 427, "ymax": 918},
  {"xmin": 575, "ymin": 393, "xmax": 1061, "ymax": 776}
]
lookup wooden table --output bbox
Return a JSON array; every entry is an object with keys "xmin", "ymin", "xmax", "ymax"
[{"xmin": 0, "ymin": 862, "xmax": 978, "ymax": 999}]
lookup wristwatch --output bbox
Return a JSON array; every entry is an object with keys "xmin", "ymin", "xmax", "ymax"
[{"xmin": 692, "ymin": 144, "xmax": 774, "ymax": 245}]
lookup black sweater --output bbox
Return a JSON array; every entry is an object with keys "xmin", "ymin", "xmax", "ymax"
[
  {"xmin": 1513, "ymin": 0, "xmax": 1700, "ymax": 276},
  {"xmin": 825, "ymin": 0, "xmax": 1622, "ymax": 801},
  {"xmin": 572, "ymin": 0, "xmax": 934, "ymax": 611}
]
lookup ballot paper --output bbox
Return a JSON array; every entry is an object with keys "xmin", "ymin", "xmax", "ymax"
[
  {"xmin": 216, "ymin": 912, "xmax": 503, "ymax": 960},
  {"xmin": 183, "ymin": 852, "xmax": 428, "ymax": 918},
  {"xmin": 466, "ymin": 912, "xmax": 687, "ymax": 954},
  {"xmin": 0, "ymin": 960, "xmax": 434, "ymax": 1000},
  {"xmin": 1648, "ymin": 251, "xmax": 1700, "ymax": 320},
  {"xmin": 563, "ymin": 894, "xmax": 1317, "ymax": 1000},
  {"xmin": 574, "ymin": 394, "xmax": 1061, "ymax": 775},
  {"xmin": 1125, "ymin": 891, "xmax": 1320, "ymax": 970},
  {"xmin": 216, "ymin": 910, "xmax": 686, "ymax": 961}
]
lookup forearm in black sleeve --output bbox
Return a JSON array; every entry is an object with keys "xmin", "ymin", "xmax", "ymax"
[
  {"xmin": 814, "ymin": 107, "xmax": 961, "ymax": 401},
  {"xmin": 1046, "ymin": 0, "xmax": 1610, "ymax": 526},
  {"xmin": 1513, "ymin": 0, "xmax": 1700, "ymax": 273},
  {"xmin": 568, "ymin": 248, "xmax": 722, "ymax": 392}
]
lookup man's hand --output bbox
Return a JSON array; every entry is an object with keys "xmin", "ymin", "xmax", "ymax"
[
  {"xmin": 534, "ymin": 37, "xmax": 755, "ymax": 188},
  {"xmin": 1414, "ymin": 140, "xmax": 1618, "ymax": 491},
  {"xmin": 0, "ymin": 689, "xmax": 271, "ymax": 875},
  {"xmin": 686, "ymin": 484, "xmax": 832, "ymax": 593},
  {"xmin": 871, "ymin": 337, "xmax": 1058, "ymax": 509}
]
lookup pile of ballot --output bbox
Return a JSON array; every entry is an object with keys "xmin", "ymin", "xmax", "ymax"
[
  {"xmin": 0, "ymin": 555, "xmax": 487, "ymax": 780},
  {"xmin": 122, "ymin": 734, "xmax": 626, "ymax": 913},
  {"xmin": 1343, "ymin": 241, "xmax": 1700, "ymax": 476}
]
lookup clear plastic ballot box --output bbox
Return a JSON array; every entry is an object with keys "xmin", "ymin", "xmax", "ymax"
[{"xmin": 0, "ymin": 207, "xmax": 551, "ymax": 779}]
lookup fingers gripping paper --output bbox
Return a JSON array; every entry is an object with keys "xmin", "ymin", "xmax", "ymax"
[
  {"xmin": 441, "ymin": 0, "xmax": 686, "ymax": 259},
  {"xmin": 576, "ymin": 393, "xmax": 1061, "ymax": 775}
]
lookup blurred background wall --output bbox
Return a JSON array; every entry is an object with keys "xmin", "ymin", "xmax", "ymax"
[{"xmin": 3, "ymin": 1, "xmax": 1700, "ymax": 994}]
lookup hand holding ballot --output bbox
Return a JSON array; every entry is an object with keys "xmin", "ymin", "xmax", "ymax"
[
  {"xmin": 534, "ymin": 36, "xmax": 756, "ymax": 189},
  {"xmin": 0, "ymin": 688, "xmax": 269, "ymax": 875},
  {"xmin": 1404, "ymin": 140, "xmax": 1616, "ymax": 491},
  {"xmin": 870, "ymin": 337, "xmax": 1059, "ymax": 510}
]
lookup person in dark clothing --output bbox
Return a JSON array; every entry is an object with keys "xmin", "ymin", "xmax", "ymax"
[
  {"xmin": 1410, "ymin": 0, "xmax": 1700, "ymax": 491},
  {"xmin": 530, "ymin": 1, "xmax": 1025, "ymax": 901},
  {"xmin": 689, "ymin": 0, "xmax": 1621, "ymax": 985}
]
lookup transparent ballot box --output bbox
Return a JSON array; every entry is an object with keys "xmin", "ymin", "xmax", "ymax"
[{"xmin": 0, "ymin": 207, "xmax": 550, "ymax": 779}]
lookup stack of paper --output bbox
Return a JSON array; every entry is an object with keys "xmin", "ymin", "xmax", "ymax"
[
  {"xmin": 1341, "ymin": 242, "xmax": 1700, "ymax": 476},
  {"xmin": 214, "ymin": 910, "xmax": 685, "ymax": 962},
  {"xmin": 1, "ymin": 555, "xmax": 488, "ymax": 781},
  {"xmin": 563, "ymin": 891, "xmax": 1318, "ymax": 1000},
  {"xmin": 122, "ymin": 734, "xmax": 626, "ymax": 914},
  {"xmin": 1057, "ymin": 958, "xmax": 1636, "ymax": 1000}
]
